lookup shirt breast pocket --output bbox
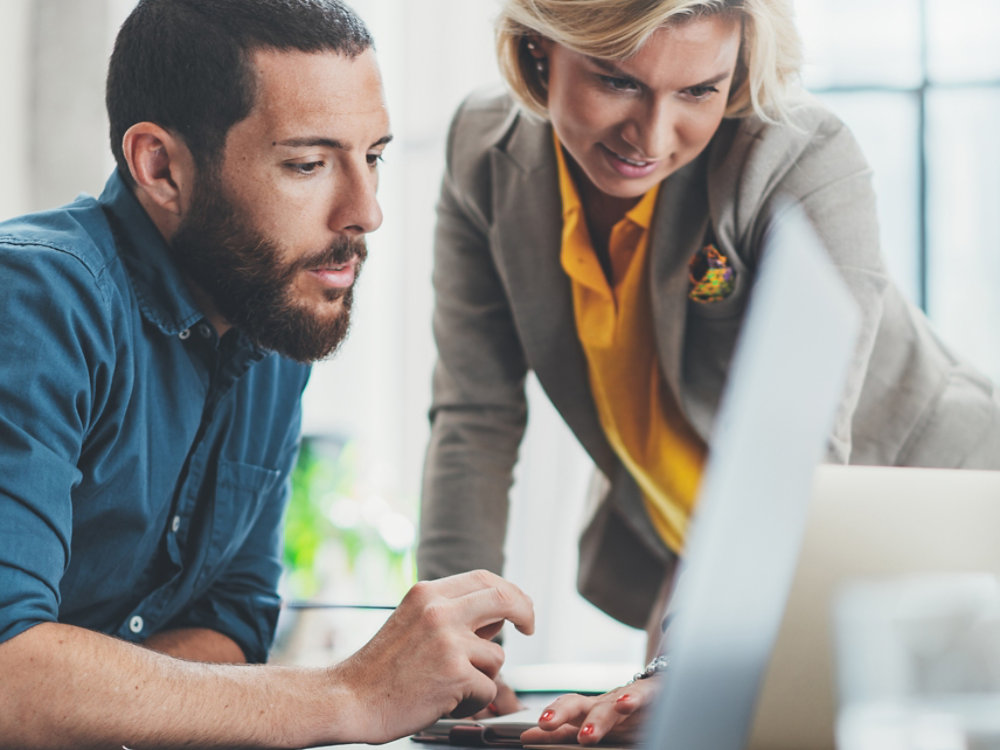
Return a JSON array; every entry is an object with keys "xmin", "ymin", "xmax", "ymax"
[
  {"xmin": 205, "ymin": 459, "xmax": 283, "ymax": 568},
  {"xmin": 682, "ymin": 235, "xmax": 747, "ymax": 317},
  {"xmin": 685, "ymin": 260, "xmax": 750, "ymax": 323}
]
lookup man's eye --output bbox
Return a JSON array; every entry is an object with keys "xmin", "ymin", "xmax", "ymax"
[
  {"xmin": 366, "ymin": 152, "xmax": 384, "ymax": 168},
  {"xmin": 598, "ymin": 74, "xmax": 638, "ymax": 92},
  {"xmin": 289, "ymin": 161, "xmax": 324, "ymax": 175}
]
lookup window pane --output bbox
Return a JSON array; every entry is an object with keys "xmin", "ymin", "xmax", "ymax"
[
  {"xmin": 797, "ymin": 0, "xmax": 922, "ymax": 88},
  {"xmin": 926, "ymin": 88, "xmax": 1000, "ymax": 380},
  {"xmin": 927, "ymin": 0, "xmax": 1000, "ymax": 83},
  {"xmin": 813, "ymin": 91, "xmax": 922, "ymax": 304}
]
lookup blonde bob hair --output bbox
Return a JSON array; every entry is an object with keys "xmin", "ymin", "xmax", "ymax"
[{"xmin": 496, "ymin": 0, "xmax": 802, "ymax": 123}]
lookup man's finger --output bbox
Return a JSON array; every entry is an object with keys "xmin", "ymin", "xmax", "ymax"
[
  {"xmin": 457, "ymin": 585, "xmax": 535, "ymax": 636},
  {"xmin": 411, "ymin": 569, "xmax": 509, "ymax": 600},
  {"xmin": 469, "ymin": 674, "xmax": 522, "ymax": 718},
  {"xmin": 475, "ymin": 621, "xmax": 504, "ymax": 641},
  {"xmin": 465, "ymin": 634, "xmax": 505, "ymax": 681},
  {"xmin": 490, "ymin": 678, "xmax": 524, "ymax": 715},
  {"xmin": 449, "ymin": 668, "xmax": 499, "ymax": 718},
  {"xmin": 412, "ymin": 572, "xmax": 535, "ymax": 636}
]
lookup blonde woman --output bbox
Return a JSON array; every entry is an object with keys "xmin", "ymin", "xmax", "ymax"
[{"xmin": 419, "ymin": 0, "xmax": 1000, "ymax": 742}]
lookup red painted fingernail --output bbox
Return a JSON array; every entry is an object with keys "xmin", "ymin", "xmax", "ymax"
[
  {"xmin": 488, "ymin": 703, "xmax": 498, "ymax": 714},
  {"xmin": 540, "ymin": 709, "xmax": 555, "ymax": 722},
  {"xmin": 616, "ymin": 693, "xmax": 631, "ymax": 703},
  {"xmin": 581, "ymin": 724, "xmax": 595, "ymax": 737}
]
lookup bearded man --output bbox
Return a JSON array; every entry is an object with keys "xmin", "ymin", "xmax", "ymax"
[{"xmin": 0, "ymin": 1, "xmax": 533, "ymax": 747}]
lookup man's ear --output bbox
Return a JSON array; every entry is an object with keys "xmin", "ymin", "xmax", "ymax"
[{"xmin": 120, "ymin": 122, "xmax": 196, "ymax": 216}]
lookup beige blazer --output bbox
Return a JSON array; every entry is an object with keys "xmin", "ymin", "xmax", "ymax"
[{"xmin": 418, "ymin": 88, "xmax": 1000, "ymax": 628}]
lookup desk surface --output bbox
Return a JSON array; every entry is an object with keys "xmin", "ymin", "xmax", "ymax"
[
  {"xmin": 309, "ymin": 739, "xmax": 446, "ymax": 750},
  {"xmin": 305, "ymin": 693, "xmax": 557, "ymax": 750}
]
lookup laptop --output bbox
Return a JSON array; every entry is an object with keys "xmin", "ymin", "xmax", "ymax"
[
  {"xmin": 748, "ymin": 464, "xmax": 1000, "ymax": 750},
  {"xmin": 634, "ymin": 207, "xmax": 861, "ymax": 749}
]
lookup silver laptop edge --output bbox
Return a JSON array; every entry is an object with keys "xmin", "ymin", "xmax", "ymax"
[{"xmin": 640, "ymin": 207, "xmax": 861, "ymax": 750}]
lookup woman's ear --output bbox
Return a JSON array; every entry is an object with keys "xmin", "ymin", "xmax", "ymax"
[
  {"xmin": 524, "ymin": 36, "xmax": 551, "ymax": 62},
  {"xmin": 524, "ymin": 36, "xmax": 551, "ymax": 91},
  {"xmin": 120, "ymin": 122, "xmax": 196, "ymax": 217}
]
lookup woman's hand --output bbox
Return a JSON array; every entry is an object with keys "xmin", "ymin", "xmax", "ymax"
[{"xmin": 519, "ymin": 676, "xmax": 662, "ymax": 746}]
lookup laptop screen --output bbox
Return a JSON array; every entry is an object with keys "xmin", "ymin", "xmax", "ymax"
[{"xmin": 639, "ymin": 207, "xmax": 860, "ymax": 750}]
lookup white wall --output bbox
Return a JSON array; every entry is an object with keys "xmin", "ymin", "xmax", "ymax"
[
  {"xmin": 0, "ymin": 1, "xmax": 31, "ymax": 220},
  {"xmin": 0, "ymin": 0, "xmax": 127, "ymax": 221}
]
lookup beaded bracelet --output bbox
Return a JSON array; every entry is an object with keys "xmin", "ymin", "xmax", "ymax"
[{"xmin": 630, "ymin": 654, "xmax": 670, "ymax": 683}]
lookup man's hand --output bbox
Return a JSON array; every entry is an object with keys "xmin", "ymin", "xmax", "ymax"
[
  {"xmin": 330, "ymin": 570, "xmax": 534, "ymax": 744},
  {"xmin": 470, "ymin": 673, "xmax": 523, "ymax": 718},
  {"xmin": 0, "ymin": 571, "xmax": 533, "ymax": 749}
]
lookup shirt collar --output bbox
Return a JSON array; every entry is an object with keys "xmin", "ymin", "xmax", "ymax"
[
  {"xmin": 97, "ymin": 170, "xmax": 206, "ymax": 337},
  {"xmin": 554, "ymin": 132, "xmax": 582, "ymax": 220},
  {"xmin": 553, "ymin": 133, "xmax": 660, "ymax": 230}
]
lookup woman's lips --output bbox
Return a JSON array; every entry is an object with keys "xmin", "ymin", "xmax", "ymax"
[{"xmin": 599, "ymin": 143, "xmax": 660, "ymax": 179}]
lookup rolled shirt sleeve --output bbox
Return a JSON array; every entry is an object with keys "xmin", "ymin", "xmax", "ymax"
[{"xmin": 0, "ymin": 175, "xmax": 311, "ymax": 658}]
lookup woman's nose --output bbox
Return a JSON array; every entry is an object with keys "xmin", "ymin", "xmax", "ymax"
[{"xmin": 621, "ymin": 98, "xmax": 675, "ymax": 159}]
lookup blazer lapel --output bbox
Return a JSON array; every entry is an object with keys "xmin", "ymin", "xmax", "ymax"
[
  {"xmin": 648, "ymin": 154, "xmax": 712, "ymax": 437},
  {"xmin": 488, "ymin": 118, "xmax": 616, "ymax": 474}
]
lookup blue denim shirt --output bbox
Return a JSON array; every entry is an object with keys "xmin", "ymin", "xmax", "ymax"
[{"xmin": 0, "ymin": 172, "xmax": 311, "ymax": 663}]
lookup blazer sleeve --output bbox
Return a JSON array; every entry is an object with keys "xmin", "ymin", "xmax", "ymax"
[{"xmin": 417, "ymin": 98, "xmax": 531, "ymax": 581}]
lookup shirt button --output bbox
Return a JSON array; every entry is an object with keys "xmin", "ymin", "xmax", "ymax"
[
  {"xmin": 178, "ymin": 328, "xmax": 191, "ymax": 340},
  {"xmin": 129, "ymin": 615, "xmax": 144, "ymax": 634},
  {"xmin": 197, "ymin": 323, "xmax": 213, "ymax": 339},
  {"xmin": 171, "ymin": 515, "xmax": 181, "ymax": 533}
]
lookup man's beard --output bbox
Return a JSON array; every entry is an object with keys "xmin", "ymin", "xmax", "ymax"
[{"xmin": 169, "ymin": 172, "xmax": 367, "ymax": 363}]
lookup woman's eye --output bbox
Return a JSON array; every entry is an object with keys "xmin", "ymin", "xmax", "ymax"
[
  {"xmin": 685, "ymin": 84, "xmax": 720, "ymax": 100},
  {"xmin": 598, "ymin": 74, "xmax": 638, "ymax": 92},
  {"xmin": 366, "ymin": 152, "xmax": 385, "ymax": 168}
]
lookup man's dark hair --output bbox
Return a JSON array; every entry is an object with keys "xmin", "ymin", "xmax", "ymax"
[{"xmin": 106, "ymin": 0, "xmax": 374, "ymax": 181}]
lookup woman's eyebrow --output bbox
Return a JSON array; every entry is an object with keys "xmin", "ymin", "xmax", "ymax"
[
  {"xmin": 589, "ymin": 55, "xmax": 732, "ymax": 89},
  {"xmin": 689, "ymin": 72, "xmax": 732, "ymax": 87},
  {"xmin": 589, "ymin": 57, "xmax": 635, "ymax": 79}
]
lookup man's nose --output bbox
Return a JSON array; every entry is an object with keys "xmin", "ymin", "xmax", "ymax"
[{"xmin": 330, "ymin": 160, "xmax": 383, "ymax": 236}]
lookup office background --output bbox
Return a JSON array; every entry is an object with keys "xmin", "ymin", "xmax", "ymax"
[{"xmin": 1, "ymin": 0, "xmax": 997, "ymax": 670}]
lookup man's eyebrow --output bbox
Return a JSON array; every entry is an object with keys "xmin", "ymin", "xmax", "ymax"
[{"xmin": 275, "ymin": 134, "xmax": 394, "ymax": 149}]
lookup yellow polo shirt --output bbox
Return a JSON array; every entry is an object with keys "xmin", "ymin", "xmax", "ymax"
[{"xmin": 555, "ymin": 137, "xmax": 705, "ymax": 553}]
